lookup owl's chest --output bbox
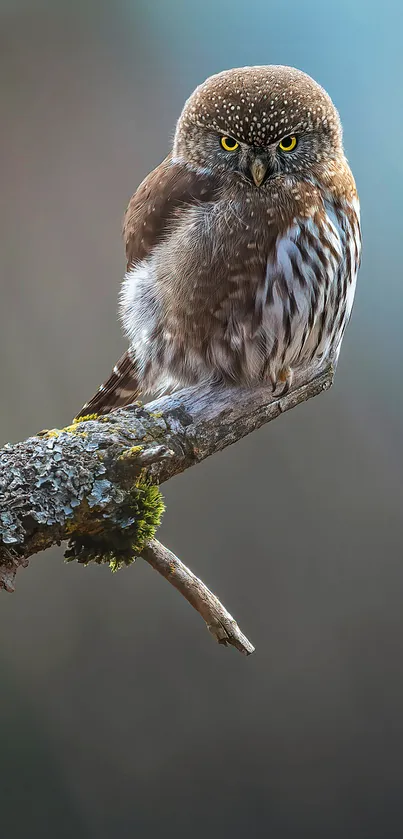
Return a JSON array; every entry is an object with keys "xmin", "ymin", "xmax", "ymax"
[
  {"xmin": 157, "ymin": 192, "xmax": 353, "ymax": 347},
  {"xmin": 162, "ymin": 197, "xmax": 277, "ymax": 307},
  {"xmin": 149, "ymin": 192, "xmax": 358, "ymax": 384}
]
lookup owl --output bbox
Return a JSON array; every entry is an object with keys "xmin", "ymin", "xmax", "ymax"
[{"xmin": 77, "ymin": 65, "xmax": 361, "ymax": 417}]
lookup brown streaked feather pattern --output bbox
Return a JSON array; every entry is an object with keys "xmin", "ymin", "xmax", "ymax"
[{"xmin": 76, "ymin": 350, "xmax": 140, "ymax": 418}]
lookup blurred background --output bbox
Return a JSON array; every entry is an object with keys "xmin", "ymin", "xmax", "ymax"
[{"xmin": 1, "ymin": 0, "xmax": 403, "ymax": 836}]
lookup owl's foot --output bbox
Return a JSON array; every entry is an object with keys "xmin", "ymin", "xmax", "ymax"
[{"xmin": 271, "ymin": 366, "xmax": 293, "ymax": 397}]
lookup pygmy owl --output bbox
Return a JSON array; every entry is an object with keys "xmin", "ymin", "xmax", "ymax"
[{"xmin": 77, "ymin": 65, "xmax": 361, "ymax": 417}]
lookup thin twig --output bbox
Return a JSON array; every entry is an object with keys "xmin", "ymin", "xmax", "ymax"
[{"xmin": 141, "ymin": 539, "xmax": 255, "ymax": 655}]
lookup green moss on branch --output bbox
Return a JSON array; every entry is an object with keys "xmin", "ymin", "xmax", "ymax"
[{"xmin": 64, "ymin": 481, "xmax": 165, "ymax": 570}]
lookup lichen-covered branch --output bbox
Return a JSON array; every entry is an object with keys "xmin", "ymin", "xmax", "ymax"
[{"xmin": 0, "ymin": 362, "xmax": 333, "ymax": 652}]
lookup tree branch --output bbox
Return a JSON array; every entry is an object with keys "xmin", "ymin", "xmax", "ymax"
[
  {"xmin": 0, "ymin": 362, "xmax": 333, "ymax": 653},
  {"xmin": 142, "ymin": 539, "xmax": 255, "ymax": 655}
]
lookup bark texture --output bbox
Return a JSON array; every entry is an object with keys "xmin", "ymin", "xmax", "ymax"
[{"xmin": 0, "ymin": 362, "xmax": 333, "ymax": 652}]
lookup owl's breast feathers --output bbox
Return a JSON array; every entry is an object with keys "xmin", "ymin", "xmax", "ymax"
[
  {"xmin": 77, "ymin": 156, "xmax": 360, "ymax": 417},
  {"xmin": 122, "ymin": 156, "xmax": 360, "ymax": 380}
]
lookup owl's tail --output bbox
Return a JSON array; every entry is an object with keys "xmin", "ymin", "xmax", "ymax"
[{"xmin": 75, "ymin": 349, "xmax": 142, "ymax": 419}]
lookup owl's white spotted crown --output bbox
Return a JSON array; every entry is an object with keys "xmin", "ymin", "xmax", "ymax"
[{"xmin": 178, "ymin": 65, "xmax": 342, "ymax": 147}]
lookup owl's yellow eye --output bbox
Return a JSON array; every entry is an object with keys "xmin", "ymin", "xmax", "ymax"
[
  {"xmin": 220, "ymin": 136, "xmax": 239, "ymax": 152},
  {"xmin": 278, "ymin": 135, "xmax": 297, "ymax": 152}
]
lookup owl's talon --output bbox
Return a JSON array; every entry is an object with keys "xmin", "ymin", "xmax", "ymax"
[
  {"xmin": 272, "ymin": 366, "xmax": 293, "ymax": 398},
  {"xmin": 277, "ymin": 380, "xmax": 291, "ymax": 397}
]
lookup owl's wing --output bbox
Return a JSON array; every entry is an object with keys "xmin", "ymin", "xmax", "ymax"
[
  {"xmin": 75, "ymin": 155, "xmax": 217, "ymax": 419},
  {"xmin": 122, "ymin": 153, "xmax": 216, "ymax": 269}
]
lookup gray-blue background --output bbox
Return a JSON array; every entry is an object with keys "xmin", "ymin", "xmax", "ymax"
[{"xmin": 1, "ymin": 1, "xmax": 402, "ymax": 835}]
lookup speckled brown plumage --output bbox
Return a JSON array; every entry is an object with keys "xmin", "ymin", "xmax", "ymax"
[
  {"xmin": 180, "ymin": 65, "xmax": 341, "ymax": 148},
  {"xmin": 77, "ymin": 65, "xmax": 361, "ymax": 418}
]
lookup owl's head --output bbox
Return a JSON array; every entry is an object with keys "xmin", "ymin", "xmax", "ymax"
[{"xmin": 173, "ymin": 66, "xmax": 344, "ymax": 189}]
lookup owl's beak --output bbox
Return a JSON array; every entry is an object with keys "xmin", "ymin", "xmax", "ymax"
[{"xmin": 250, "ymin": 157, "xmax": 268, "ymax": 187}]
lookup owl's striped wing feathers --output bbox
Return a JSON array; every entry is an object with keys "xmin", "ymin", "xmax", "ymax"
[
  {"xmin": 75, "ymin": 155, "xmax": 217, "ymax": 419},
  {"xmin": 76, "ymin": 349, "xmax": 140, "ymax": 418}
]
